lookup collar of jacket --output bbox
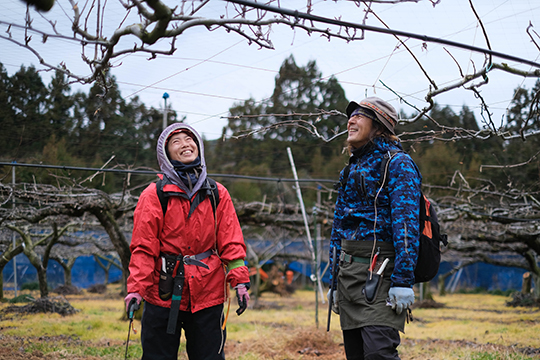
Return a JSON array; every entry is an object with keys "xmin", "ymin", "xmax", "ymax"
[
  {"xmin": 160, "ymin": 175, "xmax": 189, "ymax": 197},
  {"xmin": 351, "ymin": 141, "xmax": 374, "ymax": 160}
]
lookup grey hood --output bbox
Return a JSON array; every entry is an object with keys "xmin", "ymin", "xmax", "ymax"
[{"xmin": 156, "ymin": 123, "xmax": 207, "ymax": 198}]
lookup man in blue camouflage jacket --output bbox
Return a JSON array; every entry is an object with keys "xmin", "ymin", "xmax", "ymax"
[{"xmin": 328, "ymin": 97, "xmax": 421, "ymax": 360}]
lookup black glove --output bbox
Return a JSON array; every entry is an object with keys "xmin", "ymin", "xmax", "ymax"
[{"xmin": 235, "ymin": 283, "xmax": 250, "ymax": 315}]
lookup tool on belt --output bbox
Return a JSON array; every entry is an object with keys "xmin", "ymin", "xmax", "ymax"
[
  {"xmin": 363, "ymin": 257, "xmax": 390, "ymax": 304},
  {"xmin": 160, "ymin": 250, "xmax": 212, "ymax": 335},
  {"xmin": 327, "ymin": 246, "xmax": 339, "ymax": 332}
]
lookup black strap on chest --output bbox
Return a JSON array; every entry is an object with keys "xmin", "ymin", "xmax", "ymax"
[
  {"xmin": 378, "ymin": 150, "xmax": 401, "ymax": 188},
  {"xmin": 334, "ymin": 156, "xmax": 355, "ymax": 190}
]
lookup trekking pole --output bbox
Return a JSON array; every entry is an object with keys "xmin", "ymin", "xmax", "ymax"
[{"xmin": 125, "ymin": 298, "xmax": 140, "ymax": 360}]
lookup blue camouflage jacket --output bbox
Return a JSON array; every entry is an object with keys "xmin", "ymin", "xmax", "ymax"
[{"xmin": 330, "ymin": 137, "xmax": 421, "ymax": 288}]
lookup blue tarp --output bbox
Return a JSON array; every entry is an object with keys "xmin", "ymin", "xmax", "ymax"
[
  {"xmin": 2, "ymin": 254, "xmax": 122, "ymax": 290},
  {"xmin": 0, "ymin": 247, "xmax": 531, "ymax": 291},
  {"xmin": 285, "ymin": 259, "xmax": 528, "ymax": 291}
]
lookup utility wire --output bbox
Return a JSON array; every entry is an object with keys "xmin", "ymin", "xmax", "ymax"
[
  {"xmin": 225, "ymin": 0, "xmax": 540, "ymax": 69},
  {"xmin": 0, "ymin": 162, "xmax": 336, "ymax": 184}
]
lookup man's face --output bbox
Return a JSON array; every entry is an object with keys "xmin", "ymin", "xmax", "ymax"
[
  {"xmin": 167, "ymin": 132, "xmax": 199, "ymax": 164},
  {"xmin": 347, "ymin": 113, "xmax": 374, "ymax": 149}
]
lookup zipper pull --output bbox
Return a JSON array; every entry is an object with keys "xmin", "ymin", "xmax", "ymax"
[
  {"xmin": 360, "ymin": 172, "xmax": 367, "ymax": 196},
  {"xmin": 404, "ymin": 223, "xmax": 409, "ymax": 254}
]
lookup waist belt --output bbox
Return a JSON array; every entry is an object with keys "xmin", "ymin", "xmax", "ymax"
[
  {"xmin": 185, "ymin": 249, "xmax": 214, "ymax": 262},
  {"xmin": 340, "ymin": 251, "xmax": 395, "ymax": 264},
  {"xmin": 341, "ymin": 252, "xmax": 370, "ymax": 264}
]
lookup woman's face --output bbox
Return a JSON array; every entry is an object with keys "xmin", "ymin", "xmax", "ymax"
[
  {"xmin": 167, "ymin": 132, "xmax": 199, "ymax": 164},
  {"xmin": 347, "ymin": 113, "xmax": 374, "ymax": 149}
]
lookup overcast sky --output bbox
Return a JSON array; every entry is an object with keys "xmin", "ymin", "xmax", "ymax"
[{"xmin": 2, "ymin": 0, "xmax": 540, "ymax": 140}]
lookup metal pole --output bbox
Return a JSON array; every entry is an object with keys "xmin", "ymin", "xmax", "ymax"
[
  {"xmin": 12, "ymin": 163, "xmax": 17, "ymax": 297},
  {"xmin": 312, "ymin": 205, "xmax": 318, "ymax": 327},
  {"xmin": 316, "ymin": 187, "xmax": 322, "ymax": 301},
  {"xmin": 286, "ymin": 147, "xmax": 323, "ymax": 327},
  {"xmin": 162, "ymin": 92, "xmax": 169, "ymax": 131}
]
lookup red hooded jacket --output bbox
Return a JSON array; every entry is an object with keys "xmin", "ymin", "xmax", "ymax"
[{"xmin": 127, "ymin": 123, "xmax": 249, "ymax": 312}]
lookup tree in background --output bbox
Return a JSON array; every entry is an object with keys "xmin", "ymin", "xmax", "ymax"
[
  {"xmin": 493, "ymin": 80, "xmax": 540, "ymax": 192},
  {"xmin": 214, "ymin": 56, "xmax": 348, "ymax": 203},
  {"xmin": 2, "ymin": 66, "xmax": 48, "ymax": 160},
  {"xmin": 0, "ymin": 65, "xmax": 170, "ymax": 193},
  {"xmin": 47, "ymin": 70, "xmax": 74, "ymax": 142},
  {"xmin": 1, "ymin": 57, "xmax": 539, "ymax": 300},
  {"xmin": 0, "ymin": 64, "xmax": 16, "ymax": 157}
]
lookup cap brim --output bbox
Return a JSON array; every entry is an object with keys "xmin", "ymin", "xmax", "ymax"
[{"xmin": 346, "ymin": 101, "xmax": 361, "ymax": 118}]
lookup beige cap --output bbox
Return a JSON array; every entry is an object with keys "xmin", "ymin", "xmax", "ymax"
[{"xmin": 346, "ymin": 97, "xmax": 398, "ymax": 135}]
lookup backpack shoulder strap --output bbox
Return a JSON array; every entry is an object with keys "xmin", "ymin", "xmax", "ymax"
[
  {"xmin": 379, "ymin": 150, "xmax": 402, "ymax": 188},
  {"xmin": 206, "ymin": 177, "xmax": 220, "ymax": 215},
  {"xmin": 156, "ymin": 179, "xmax": 169, "ymax": 216},
  {"xmin": 334, "ymin": 164, "xmax": 351, "ymax": 190},
  {"xmin": 419, "ymin": 193, "xmax": 428, "ymax": 234},
  {"xmin": 187, "ymin": 177, "xmax": 220, "ymax": 218},
  {"xmin": 334, "ymin": 155, "xmax": 358, "ymax": 191},
  {"xmin": 155, "ymin": 177, "xmax": 220, "ymax": 218}
]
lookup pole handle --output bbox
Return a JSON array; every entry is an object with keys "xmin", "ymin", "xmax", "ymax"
[{"xmin": 128, "ymin": 298, "xmax": 140, "ymax": 320}]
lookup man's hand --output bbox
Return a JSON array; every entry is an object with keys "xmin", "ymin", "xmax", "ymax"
[
  {"xmin": 387, "ymin": 287, "xmax": 414, "ymax": 315},
  {"xmin": 235, "ymin": 284, "xmax": 250, "ymax": 315},
  {"xmin": 326, "ymin": 289, "xmax": 339, "ymax": 314}
]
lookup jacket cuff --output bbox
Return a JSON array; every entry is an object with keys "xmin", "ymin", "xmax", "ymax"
[
  {"xmin": 227, "ymin": 265, "xmax": 250, "ymax": 288},
  {"xmin": 227, "ymin": 258, "xmax": 245, "ymax": 271},
  {"xmin": 391, "ymin": 282, "xmax": 414, "ymax": 288}
]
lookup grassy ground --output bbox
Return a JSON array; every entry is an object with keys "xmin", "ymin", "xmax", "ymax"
[{"xmin": 0, "ymin": 286, "xmax": 539, "ymax": 359}]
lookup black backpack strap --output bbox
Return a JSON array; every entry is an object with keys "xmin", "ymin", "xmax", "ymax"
[
  {"xmin": 206, "ymin": 178, "xmax": 220, "ymax": 215},
  {"xmin": 156, "ymin": 179, "xmax": 169, "ymax": 216},
  {"xmin": 333, "ymin": 165, "xmax": 350, "ymax": 190},
  {"xmin": 156, "ymin": 177, "xmax": 220, "ymax": 218},
  {"xmin": 379, "ymin": 150, "xmax": 401, "ymax": 188},
  {"xmin": 187, "ymin": 178, "xmax": 220, "ymax": 218},
  {"xmin": 334, "ymin": 156, "xmax": 357, "ymax": 190}
]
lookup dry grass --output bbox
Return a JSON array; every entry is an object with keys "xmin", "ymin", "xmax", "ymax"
[
  {"xmin": 404, "ymin": 293, "xmax": 540, "ymax": 356},
  {"xmin": 0, "ymin": 286, "xmax": 539, "ymax": 359}
]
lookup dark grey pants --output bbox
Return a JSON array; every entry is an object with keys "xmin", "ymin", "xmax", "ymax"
[
  {"xmin": 343, "ymin": 325, "xmax": 401, "ymax": 360},
  {"xmin": 141, "ymin": 302, "xmax": 226, "ymax": 360}
]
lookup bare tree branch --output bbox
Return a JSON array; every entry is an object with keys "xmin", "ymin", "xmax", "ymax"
[{"xmin": 480, "ymin": 151, "xmax": 540, "ymax": 172}]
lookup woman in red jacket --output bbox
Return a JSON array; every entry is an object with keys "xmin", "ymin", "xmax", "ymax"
[{"xmin": 124, "ymin": 123, "xmax": 250, "ymax": 360}]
